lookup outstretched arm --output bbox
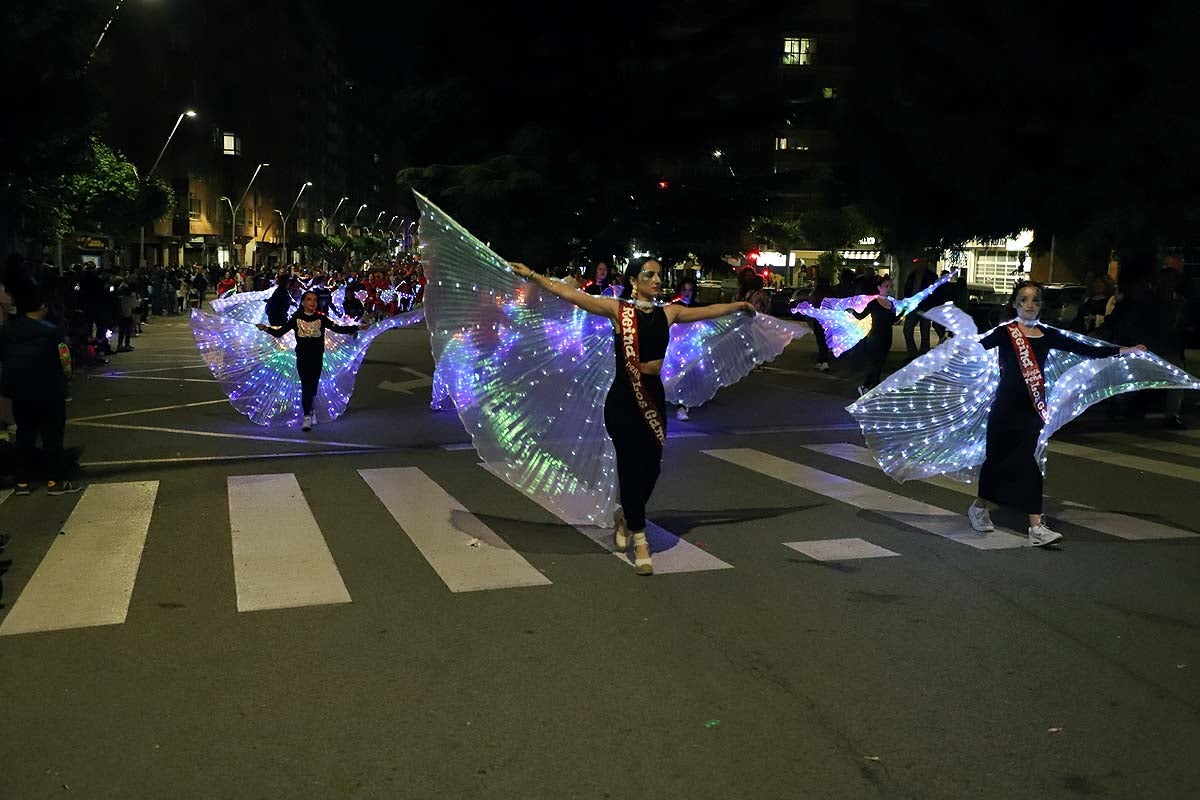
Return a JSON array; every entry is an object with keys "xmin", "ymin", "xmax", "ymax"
[
  {"xmin": 255, "ymin": 318, "xmax": 294, "ymax": 338},
  {"xmin": 510, "ymin": 262, "xmax": 618, "ymax": 319},
  {"xmin": 666, "ymin": 301, "xmax": 755, "ymax": 324}
]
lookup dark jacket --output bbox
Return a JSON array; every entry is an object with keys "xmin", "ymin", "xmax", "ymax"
[{"xmin": 0, "ymin": 315, "xmax": 67, "ymax": 399}]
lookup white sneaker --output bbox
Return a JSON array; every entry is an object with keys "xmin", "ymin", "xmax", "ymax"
[
  {"xmin": 675, "ymin": 406, "xmax": 689, "ymax": 421},
  {"xmin": 967, "ymin": 503, "xmax": 995, "ymax": 532},
  {"xmin": 1028, "ymin": 523, "xmax": 1063, "ymax": 547},
  {"xmin": 302, "ymin": 415, "xmax": 312, "ymax": 432}
]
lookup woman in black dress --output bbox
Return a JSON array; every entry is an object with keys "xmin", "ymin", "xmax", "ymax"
[
  {"xmin": 967, "ymin": 280, "xmax": 1145, "ymax": 546},
  {"xmin": 256, "ymin": 291, "xmax": 366, "ymax": 431},
  {"xmin": 851, "ymin": 274, "xmax": 897, "ymax": 394},
  {"xmin": 510, "ymin": 257, "xmax": 754, "ymax": 575}
]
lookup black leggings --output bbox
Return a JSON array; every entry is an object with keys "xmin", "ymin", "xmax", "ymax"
[
  {"xmin": 297, "ymin": 351, "xmax": 323, "ymax": 415},
  {"xmin": 603, "ymin": 373, "xmax": 666, "ymax": 532}
]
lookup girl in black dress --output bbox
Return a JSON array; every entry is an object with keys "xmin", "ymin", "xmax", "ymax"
[
  {"xmin": 510, "ymin": 257, "xmax": 754, "ymax": 575},
  {"xmin": 851, "ymin": 274, "xmax": 897, "ymax": 394},
  {"xmin": 256, "ymin": 291, "xmax": 366, "ymax": 431},
  {"xmin": 967, "ymin": 281, "xmax": 1145, "ymax": 546}
]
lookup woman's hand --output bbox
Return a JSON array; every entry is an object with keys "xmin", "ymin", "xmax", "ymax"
[
  {"xmin": 1119, "ymin": 344, "xmax": 1147, "ymax": 354},
  {"xmin": 509, "ymin": 262, "xmax": 534, "ymax": 280},
  {"xmin": 740, "ymin": 301, "xmax": 756, "ymax": 315},
  {"xmin": 255, "ymin": 323, "xmax": 269, "ymax": 331}
]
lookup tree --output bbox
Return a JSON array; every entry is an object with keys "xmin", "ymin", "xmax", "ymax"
[
  {"xmin": 23, "ymin": 137, "xmax": 174, "ymax": 245},
  {"xmin": 841, "ymin": 0, "xmax": 1200, "ymax": 277}
]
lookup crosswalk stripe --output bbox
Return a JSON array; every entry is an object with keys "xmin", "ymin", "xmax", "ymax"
[
  {"xmin": 228, "ymin": 474, "xmax": 352, "ymax": 612},
  {"xmin": 1081, "ymin": 433, "xmax": 1200, "ymax": 460},
  {"xmin": 1048, "ymin": 441, "xmax": 1200, "ymax": 483},
  {"xmin": 1, "ymin": 482, "xmax": 158, "ymax": 635},
  {"xmin": 704, "ymin": 448, "xmax": 1026, "ymax": 550},
  {"xmin": 805, "ymin": 443, "xmax": 1197, "ymax": 541},
  {"xmin": 0, "ymin": 488, "xmax": 10, "ymax": 506},
  {"xmin": 359, "ymin": 467, "xmax": 552, "ymax": 592},
  {"xmin": 481, "ymin": 465, "xmax": 734, "ymax": 575}
]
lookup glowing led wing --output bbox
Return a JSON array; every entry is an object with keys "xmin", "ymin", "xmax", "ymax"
[
  {"xmin": 663, "ymin": 314, "xmax": 807, "ymax": 408},
  {"xmin": 846, "ymin": 305, "xmax": 997, "ymax": 483},
  {"xmin": 415, "ymin": 191, "xmax": 618, "ymax": 525},
  {"xmin": 190, "ymin": 307, "xmax": 424, "ymax": 427},
  {"xmin": 792, "ymin": 297, "xmax": 874, "ymax": 357},
  {"xmin": 892, "ymin": 269, "xmax": 959, "ymax": 319},
  {"xmin": 1034, "ymin": 326, "xmax": 1200, "ymax": 469},
  {"xmin": 848, "ymin": 306, "xmax": 1200, "ymax": 484},
  {"xmin": 208, "ymin": 288, "xmax": 277, "ymax": 326}
]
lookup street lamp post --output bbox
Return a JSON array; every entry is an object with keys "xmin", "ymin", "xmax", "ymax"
[
  {"xmin": 85, "ymin": 0, "xmax": 126, "ymax": 72},
  {"xmin": 228, "ymin": 162, "xmax": 268, "ymax": 267},
  {"xmin": 353, "ymin": 204, "xmax": 368, "ymax": 227},
  {"xmin": 374, "ymin": 211, "xmax": 386, "ymax": 228},
  {"xmin": 278, "ymin": 181, "xmax": 312, "ymax": 268},
  {"xmin": 388, "ymin": 215, "xmax": 399, "ymax": 232},
  {"xmin": 140, "ymin": 109, "xmax": 197, "ymax": 270},
  {"xmin": 326, "ymin": 196, "xmax": 349, "ymax": 235}
]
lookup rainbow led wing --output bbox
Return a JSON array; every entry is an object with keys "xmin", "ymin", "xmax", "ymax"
[
  {"xmin": 415, "ymin": 191, "xmax": 619, "ymax": 526},
  {"xmin": 792, "ymin": 296, "xmax": 875, "ymax": 357},
  {"xmin": 663, "ymin": 315, "xmax": 808, "ymax": 408},
  {"xmin": 847, "ymin": 305, "xmax": 1200, "ymax": 483},
  {"xmin": 892, "ymin": 269, "xmax": 958, "ymax": 319},
  {"xmin": 190, "ymin": 307, "xmax": 425, "ymax": 427}
]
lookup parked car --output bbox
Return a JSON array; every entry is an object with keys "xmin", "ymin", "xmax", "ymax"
[{"xmin": 1040, "ymin": 284, "xmax": 1086, "ymax": 328}]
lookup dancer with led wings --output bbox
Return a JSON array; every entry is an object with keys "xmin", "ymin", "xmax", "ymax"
[
  {"xmin": 415, "ymin": 192, "xmax": 807, "ymax": 575},
  {"xmin": 190, "ymin": 287, "xmax": 424, "ymax": 429},
  {"xmin": 847, "ymin": 280, "xmax": 1200, "ymax": 547}
]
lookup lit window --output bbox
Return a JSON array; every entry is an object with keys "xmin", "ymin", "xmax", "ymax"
[
  {"xmin": 188, "ymin": 193, "xmax": 201, "ymax": 221},
  {"xmin": 822, "ymin": 87, "xmax": 838, "ymax": 99},
  {"xmin": 222, "ymin": 132, "xmax": 241, "ymax": 156},
  {"xmin": 775, "ymin": 137, "xmax": 788, "ymax": 150},
  {"xmin": 782, "ymin": 37, "xmax": 814, "ymax": 66}
]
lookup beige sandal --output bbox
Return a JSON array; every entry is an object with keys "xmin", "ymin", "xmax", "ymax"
[
  {"xmin": 614, "ymin": 508, "xmax": 629, "ymax": 551},
  {"xmin": 631, "ymin": 531, "xmax": 653, "ymax": 576}
]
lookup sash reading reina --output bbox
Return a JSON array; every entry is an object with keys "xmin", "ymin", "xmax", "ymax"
[
  {"xmin": 1006, "ymin": 322, "xmax": 1049, "ymax": 424},
  {"xmin": 617, "ymin": 303, "xmax": 667, "ymax": 448}
]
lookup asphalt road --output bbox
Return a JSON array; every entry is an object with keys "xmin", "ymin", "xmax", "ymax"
[{"xmin": 0, "ymin": 313, "xmax": 1198, "ymax": 800}]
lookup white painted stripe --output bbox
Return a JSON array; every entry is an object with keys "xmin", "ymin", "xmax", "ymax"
[
  {"xmin": 705, "ymin": 448, "xmax": 1025, "ymax": 550},
  {"xmin": 805, "ymin": 443, "xmax": 1197, "ymax": 541},
  {"xmin": 93, "ymin": 375, "xmax": 217, "ymax": 383},
  {"xmin": 725, "ymin": 423, "xmax": 860, "ymax": 435},
  {"xmin": 440, "ymin": 442, "xmax": 476, "ymax": 451},
  {"xmin": 359, "ymin": 467, "xmax": 551, "ymax": 592},
  {"xmin": 69, "ymin": 421, "xmax": 379, "ymax": 450},
  {"xmin": 1049, "ymin": 441, "xmax": 1200, "ymax": 483},
  {"xmin": 72, "ymin": 398, "xmax": 231, "ymax": 422},
  {"xmin": 0, "ymin": 488, "xmax": 10, "ymax": 506},
  {"xmin": 1, "ymin": 482, "xmax": 158, "ymax": 635},
  {"xmin": 228, "ymin": 474, "xmax": 352, "ymax": 612},
  {"xmin": 481, "ymin": 465, "xmax": 734, "ymax": 574},
  {"xmin": 108, "ymin": 364, "xmax": 212, "ymax": 375},
  {"xmin": 1082, "ymin": 433, "xmax": 1200, "ymax": 460},
  {"xmin": 785, "ymin": 538, "xmax": 900, "ymax": 561},
  {"xmin": 80, "ymin": 449, "xmax": 382, "ymax": 468}
]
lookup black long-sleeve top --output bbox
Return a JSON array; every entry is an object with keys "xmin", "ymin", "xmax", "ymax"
[
  {"xmin": 851, "ymin": 298, "xmax": 897, "ymax": 349},
  {"xmin": 262, "ymin": 311, "xmax": 359, "ymax": 358},
  {"xmin": 980, "ymin": 323, "xmax": 1119, "ymax": 417}
]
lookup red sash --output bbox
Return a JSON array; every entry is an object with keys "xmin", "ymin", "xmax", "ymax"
[
  {"xmin": 617, "ymin": 303, "xmax": 667, "ymax": 449},
  {"xmin": 1005, "ymin": 322, "xmax": 1049, "ymax": 423}
]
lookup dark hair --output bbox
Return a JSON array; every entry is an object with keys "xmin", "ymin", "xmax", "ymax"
[
  {"xmin": 14, "ymin": 284, "xmax": 46, "ymax": 315},
  {"xmin": 300, "ymin": 290, "xmax": 318, "ymax": 303},
  {"xmin": 1008, "ymin": 279, "xmax": 1044, "ymax": 308},
  {"xmin": 876, "ymin": 274, "xmax": 892, "ymax": 290},
  {"xmin": 620, "ymin": 257, "xmax": 656, "ymax": 300},
  {"xmin": 678, "ymin": 276, "xmax": 697, "ymax": 293}
]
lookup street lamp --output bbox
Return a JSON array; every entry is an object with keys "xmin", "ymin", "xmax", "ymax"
[
  {"xmin": 277, "ymin": 180, "xmax": 312, "ymax": 267},
  {"xmin": 140, "ymin": 109, "xmax": 198, "ymax": 269},
  {"xmin": 85, "ymin": 0, "xmax": 128, "ymax": 72},
  {"xmin": 712, "ymin": 149, "xmax": 736, "ymax": 177},
  {"xmin": 353, "ymin": 203, "xmax": 368, "ymax": 225},
  {"xmin": 326, "ymin": 196, "xmax": 349, "ymax": 234},
  {"xmin": 388, "ymin": 215, "xmax": 399, "ymax": 231},
  {"xmin": 225, "ymin": 162, "xmax": 268, "ymax": 266}
]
